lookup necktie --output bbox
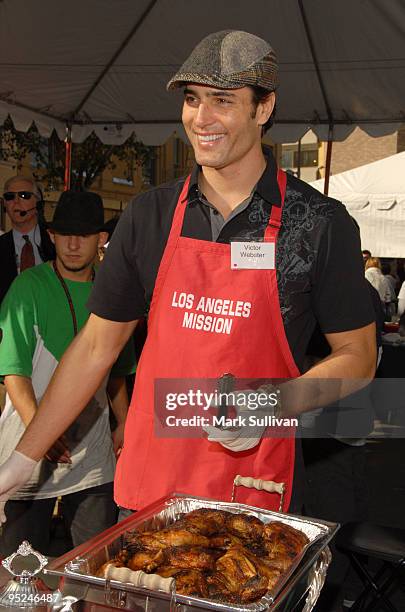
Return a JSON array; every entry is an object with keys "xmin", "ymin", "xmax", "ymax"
[{"xmin": 20, "ymin": 235, "xmax": 35, "ymax": 271}]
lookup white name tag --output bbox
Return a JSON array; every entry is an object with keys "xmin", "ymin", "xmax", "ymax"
[{"xmin": 231, "ymin": 241, "xmax": 275, "ymax": 270}]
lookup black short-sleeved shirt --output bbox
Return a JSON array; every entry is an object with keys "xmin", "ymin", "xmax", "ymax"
[{"xmin": 88, "ymin": 149, "xmax": 374, "ymax": 373}]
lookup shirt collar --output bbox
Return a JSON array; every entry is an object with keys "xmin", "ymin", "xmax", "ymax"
[
  {"xmin": 12, "ymin": 225, "xmax": 37, "ymax": 244},
  {"xmin": 186, "ymin": 145, "xmax": 281, "ymax": 207}
]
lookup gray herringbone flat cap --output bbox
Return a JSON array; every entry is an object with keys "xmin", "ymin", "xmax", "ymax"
[{"xmin": 167, "ymin": 30, "xmax": 278, "ymax": 91}]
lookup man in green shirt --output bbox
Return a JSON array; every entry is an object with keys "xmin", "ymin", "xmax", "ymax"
[{"xmin": 0, "ymin": 191, "xmax": 135, "ymax": 556}]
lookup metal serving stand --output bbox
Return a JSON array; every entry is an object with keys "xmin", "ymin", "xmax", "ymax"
[{"xmin": 0, "ymin": 541, "xmax": 61, "ymax": 610}]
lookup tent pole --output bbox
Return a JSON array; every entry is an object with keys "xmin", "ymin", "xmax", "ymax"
[
  {"xmin": 324, "ymin": 124, "xmax": 334, "ymax": 195},
  {"xmin": 64, "ymin": 123, "xmax": 72, "ymax": 191},
  {"xmin": 297, "ymin": 138, "xmax": 301, "ymax": 179},
  {"xmin": 299, "ymin": 0, "xmax": 335, "ymax": 196}
]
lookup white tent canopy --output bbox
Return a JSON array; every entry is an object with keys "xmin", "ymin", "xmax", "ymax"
[
  {"xmin": 310, "ymin": 152, "xmax": 405, "ymax": 257},
  {"xmin": 0, "ymin": 0, "xmax": 404, "ymax": 145}
]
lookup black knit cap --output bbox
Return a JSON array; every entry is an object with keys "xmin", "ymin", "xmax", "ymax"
[
  {"xmin": 167, "ymin": 30, "xmax": 278, "ymax": 92},
  {"xmin": 48, "ymin": 191, "xmax": 104, "ymax": 235}
]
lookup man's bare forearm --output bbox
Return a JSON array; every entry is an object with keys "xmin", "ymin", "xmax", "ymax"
[
  {"xmin": 15, "ymin": 314, "xmax": 137, "ymax": 461},
  {"xmin": 107, "ymin": 375, "xmax": 130, "ymax": 456},
  {"xmin": 4, "ymin": 375, "xmax": 37, "ymax": 427},
  {"xmin": 107, "ymin": 376, "xmax": 129, "ymax": 425},
  {"xmin": 280, "ymin": 322, "xmax": 377, "ymax": 416}
]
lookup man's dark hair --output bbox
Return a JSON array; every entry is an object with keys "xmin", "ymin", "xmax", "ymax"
[{"xmin": 250, "ymin": 86, "xmax": 276, "ymax": 134}]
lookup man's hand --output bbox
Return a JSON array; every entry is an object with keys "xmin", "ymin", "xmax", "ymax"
[
  {"xmin": 13, "ymin": 315, "xmax": 137, "ymax": 462},
  {"xmin": 204, "ymin": 422, "xmax": 265, "ymax": 451},
  {"xmin": 45, "ymin": 434, "xmax": 71, "ymax": 463},
  {"xmin": 112, "ymin": 422, "xmax": 125, "ymax": 457},
  {"xmin": 204, "ymin": 387, "xmax": 279, "ymax": 452},
  {"xmin": 107, "ymin": 375, "xmax": 129, "ymax": 458},
  {"xmin": 0, "ymin": 450, "xmax": 37, "ymax": 524}
]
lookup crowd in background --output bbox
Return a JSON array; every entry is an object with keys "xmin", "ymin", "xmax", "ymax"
[
  {"xmin": 362, "ymin": 249, "xmax": 405, "ymax": 331},
  {"xmin": 0, "ymin": 176, "xmax": 133, "ymax": 555}
]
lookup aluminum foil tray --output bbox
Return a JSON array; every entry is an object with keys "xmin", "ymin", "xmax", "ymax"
[{"xmin": 45, "ymin": 493, "xmax": 337, "ymax": 611}]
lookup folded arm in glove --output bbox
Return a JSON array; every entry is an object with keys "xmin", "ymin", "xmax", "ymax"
[
  {"xmin": 0, "ymin": 450, "xmax": 38, "ymax": 524},
  {"xmin": 203, "ymin": 386, "xmax": 281, "ymax": 452}
]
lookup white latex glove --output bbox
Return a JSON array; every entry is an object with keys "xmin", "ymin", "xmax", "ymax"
[
  {"xmin": 204, "ymin": 387, "xmax": 280, "ymax": 452},
  {"xmin": 204, "ymin": 422, "xmax": 265, "ymax": 451},
  {"xmin": 0, "ymin": 450, "xmax": 38, "ymax": 524}
]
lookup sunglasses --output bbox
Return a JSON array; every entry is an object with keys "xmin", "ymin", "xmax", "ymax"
[{"xmin": 3, "ymin": 191, "xmax": 37, "ymax": 201}]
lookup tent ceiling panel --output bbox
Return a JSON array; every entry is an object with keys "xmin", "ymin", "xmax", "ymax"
[{"xmin": 0, "ymin": 0, "xmax": 404, "ymax": 143}]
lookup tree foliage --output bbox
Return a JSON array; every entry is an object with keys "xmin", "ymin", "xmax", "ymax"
[{"xmin": 0, "ymin": 116, "xmax": 151, "ymax": 191}]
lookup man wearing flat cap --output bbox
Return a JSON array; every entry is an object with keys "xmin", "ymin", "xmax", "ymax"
[
  {"xmin": 1, "ymin": 32, "xmax": 375, "ymax": 522},
  {"xmin": 0, "ymin": 191, "xmax": 135, "ymax": 555}
]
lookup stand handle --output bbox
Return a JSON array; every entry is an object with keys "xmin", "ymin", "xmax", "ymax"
[
  {"xmin": 232, "ymin": 475, "xmax": 285, "ymax": 511},
  {"xmin": 104, "ymin": 564, "xmax": 174, "ymax": 593}
]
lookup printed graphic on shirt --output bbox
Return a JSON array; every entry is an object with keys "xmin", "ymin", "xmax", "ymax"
[{"xmin": 277, "ymin": 186, "xmax": 336, "ymax": 325}]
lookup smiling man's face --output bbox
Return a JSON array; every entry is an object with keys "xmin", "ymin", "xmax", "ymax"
[{"xmin": 182, "ymin": 85, "xmax": 273, "ymax": 172}]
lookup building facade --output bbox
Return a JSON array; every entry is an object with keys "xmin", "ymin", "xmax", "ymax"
[{"xmin": 2, "ymin": 124, "xmax": 405, "ymax": 232}]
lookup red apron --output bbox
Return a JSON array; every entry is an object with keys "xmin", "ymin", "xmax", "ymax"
[{"xmin": 115, "ymin": 168, "xmax": 300, "ymax": 512}]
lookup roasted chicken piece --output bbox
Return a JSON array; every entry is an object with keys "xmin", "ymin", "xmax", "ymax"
[
  {"xmin": 127, "ymin": 549, "xmax": 165, "ymax": 572},
  {"xmin": 239, "ymin": 575, "xmax": 269, "ymax": 604},
  {"xmin": 263, "ymin": 521, "xmax": 308, "ymax": 569},
  {"xmin": 206, "ymin": 571, "xmax": 237, "ymax": 602},
  {"xmin": 207, "ymin": 572, "xmax": 240, "ymax": 603},
  {"xmin": 246, "ymin": 554, "xmax": 283, "ymax": 589},
  {"xmin": 158, "ymin": 568, "xmax": 209, "ymax": 597},
  {"xmin": 215, "ymin": 545, "xmax": 257, "ymax": 592},
  {"xmin": 157, "ymin": 566, "xmax": 210, "ymax": 597},
  {"xmin": 264, "ymin": 521, "xmax": 308, "ymax": 550},
  {"xmin": 217, "ymin": 543, "xmax": 282, "ymax": 592},
  {"xmin": 207, "ymin": 546, "xmax": 269, "ymax": 603},
  {"xmin": 132, "ymin": 528, "xmax": 210, "ymax": 550},
  {"xmin": 208, "ymin": 534, "xmax": 234, "ymax": 549},
  {"xmin": 225, "ymin": 512, "xmax": 264, "ymax": 542},
  {"xmin": 162, "ymin": 545, "xmax": 217, "ymax": 571},
  {"xmin": 152, "ymin": 566, "xmax": 180, "ymax": 578},
  {"xmin": 182, "ymin": 508, "xmax": 231, "ymax": 535}
]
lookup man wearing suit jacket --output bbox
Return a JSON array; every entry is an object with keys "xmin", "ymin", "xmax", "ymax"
[{"xmin": 0, "ymin": 175, "xmax": 54, "ymax": 305}]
